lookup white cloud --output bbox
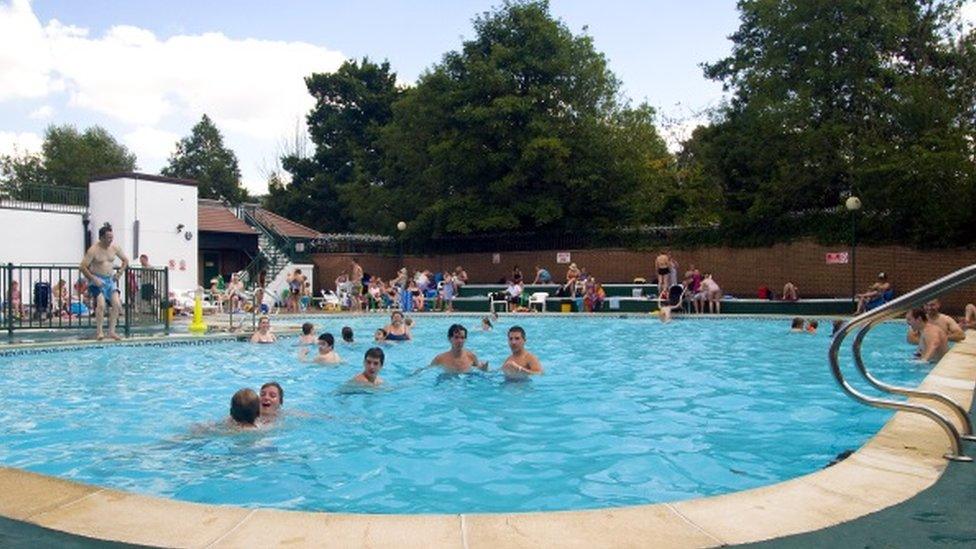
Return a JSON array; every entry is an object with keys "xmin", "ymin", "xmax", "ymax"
[
  {"xmin": 962, "ymin": 1, "xmax": 976, "ymax": 29},
  {"xmin": 123, "ymin": 126, "xmax": 179, "ymax": 168},
  {"xmin": 0, "ymin": 130, "xmax": 43, "ymax": 156},
  {"xmin": 0, "ymin": 1, "xmax": 345, "ymax": 168},
  {"xmin": 0, "ymin": 0, "xmax": 59, "ymax": 100},
  {"xmin": 35, "ymin": 19, "xmax": 343, "ymax": 137},
  {"xmin": 28, "ymin": 105, "xmax": 54, "ymax": 119}
]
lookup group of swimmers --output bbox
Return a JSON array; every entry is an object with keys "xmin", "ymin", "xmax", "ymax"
[
  {"xmin": 905, "ymin": 299, "xmax": 965, "ymax": 363},
  {"xmin": 228, "ymin": 313, "xmax": 542, "ymax": 429}
]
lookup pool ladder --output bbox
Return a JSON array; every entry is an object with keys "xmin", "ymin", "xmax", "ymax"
[{"xmin": 829, "ymin": 264, "xmax": 976, "ymax": 462}]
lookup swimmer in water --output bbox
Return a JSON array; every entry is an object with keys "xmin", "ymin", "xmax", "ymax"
[
  {"xmin": 229, "ymin": 388, "xmax": 260, "ymax": 429},
  {"xmin": 501, "ymin": 326, "xmax": 542, "ymax": 380},
  {"xmin": 257, "ymin": 381, "xmax": 283, "ymax": 424},
  {"xmin": 348, "ymin": 347, "xmax": 385, "ymax": 386},
  {"xmin": 374, "ymin": 328, "xmax": 388, "ymax": 343},
  {"xmin": 382, "ymin": 311, "xmax": 411, "ymax": 341},
  {"xmin": 481, "ymin": 317, "xmax": 493, "ymax": 331},
  {"xmin": 805, "ymin": 319, "xmax": 819, "ymax": 334},
  {"xmin": 297, "ymin": 322, "xmax": 316, "ymax": 345},
  {"xmin": 310, "ymin": 332, "xmax": 341, "ymax": 364},
  {"xmin": 430, "ymin": 324, "xmax": 488, "ymax": 374},
  {"xmin": 789, "ymin": 317, "xmax": 804, "ymax": 332},
  {"xmin": 341, "ymin": 326, "xmax": 354, "ymax": 343},
  {"xmin": 250, "ymin": 315, "xmax": 277, "ymax": 344}
]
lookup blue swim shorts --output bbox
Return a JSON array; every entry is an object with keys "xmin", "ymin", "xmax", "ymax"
[{"xmin": 88, "ymin": 274, "xmax": 117, "ymax": 302}]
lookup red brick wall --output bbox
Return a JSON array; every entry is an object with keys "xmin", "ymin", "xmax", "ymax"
[{"xmin": 310, "ymin": 241, "xmax": 976, "ymax": 313}]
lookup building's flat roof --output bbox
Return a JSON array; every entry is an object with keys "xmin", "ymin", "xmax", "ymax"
[{"xmin": 89, "ymin": 172, "xmax": 198, "ymax": 187}]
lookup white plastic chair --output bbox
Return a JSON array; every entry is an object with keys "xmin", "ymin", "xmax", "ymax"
[
  {"xmin": 528, "ymin": 292, "xmax": 549, "ymax": 312},
  {"xmin": 489, "ymin": 292, "xmax": 509, "ymax": 313}
]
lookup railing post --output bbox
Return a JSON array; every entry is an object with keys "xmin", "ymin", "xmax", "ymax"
[
  {"xmin": 163, "ymin": 267, "xmax": 170, "ymax": 335},
  {"xmin": 123, "ymin": 267, "xmax": 131, "ymax": 338},
  {"xmin": 5, "ymin": 263, "xmax": 12, "ymax": 340}
]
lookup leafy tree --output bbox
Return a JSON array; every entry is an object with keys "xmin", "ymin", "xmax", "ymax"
[
  {"xmin": 265, "ymin": 58, "xmax": 400, "ymax": 232},
  {"xmin": 696, "ymin": 0, "xmax": 976, "ymax": 247},
  {"xmin": 370, "ymin": 0, "xmax": 673, "ymax": 239},
  {"xmin": 0, "ymin": 125, "xmax": 136, "ymax": 188},
  {"xmin": 162, "ymin": 115, "xmax": 247, "ymax": 202}
]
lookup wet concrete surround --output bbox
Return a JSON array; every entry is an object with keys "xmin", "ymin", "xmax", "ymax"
[{"xmin": 1, "ymin": 333, "xmax": 973, "ymax": 548}]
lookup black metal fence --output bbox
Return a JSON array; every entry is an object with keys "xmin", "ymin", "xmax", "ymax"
[
  {"xmin": 1, "ymin": 264, "xmax": 169, "ymax": 338},
  {"xmin": 0, "ymin": 183, "xmax": 88, "ymax": 214}
]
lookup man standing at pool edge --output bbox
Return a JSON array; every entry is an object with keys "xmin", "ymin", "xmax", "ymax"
[
  {"xmin": 80, "ymin": 222, "xmax": 129, "ymax": 341},
  {"xmin": 502, "ymin": 326, "xmax": 542, "ymax": 379}
]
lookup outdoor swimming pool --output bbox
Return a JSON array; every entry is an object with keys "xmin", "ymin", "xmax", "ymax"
[{"xmin": 0, "ymin": 316, "xmax": 930, "ymax": 514}]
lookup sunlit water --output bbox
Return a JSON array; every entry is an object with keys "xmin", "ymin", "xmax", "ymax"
[{"xmin": 0, "ymin": 316, "xmax": 929, "ymax": 513}]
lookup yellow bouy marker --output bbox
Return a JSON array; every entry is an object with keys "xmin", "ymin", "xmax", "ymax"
[{"xmin": 188, "ymin": 287, "xmax": 208, "ymax": 334}]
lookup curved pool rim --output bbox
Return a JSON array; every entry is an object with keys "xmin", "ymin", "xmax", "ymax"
[{"xmin": 1, "ymin": 317, "xmax": 973, "ymax": 548}]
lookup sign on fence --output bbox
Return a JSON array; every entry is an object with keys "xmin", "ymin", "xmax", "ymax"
[
  {"xmin": 826, "ymin": 252, "xmax": 849, "ymax": 264},
  {"xmin": 556, "ymin": 252, "xmax": 571, "ymax": 264},
  {"xmin": 492, "ymin": 253, "xmax": 501, "ymax": 264}
]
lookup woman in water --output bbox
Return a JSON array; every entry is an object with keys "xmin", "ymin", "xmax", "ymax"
[
  {"xmin": 257, "ymin": 382, "xmax": 283, "ymax": 424},
  {"xmin": 382, "ymin": 311, "xmax": 412, "ymax": 341},
  {"xmin": 250, "ymin": 315, "xmax": 277, "ymax": 343}
]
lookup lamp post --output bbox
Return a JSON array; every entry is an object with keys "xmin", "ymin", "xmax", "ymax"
[
  {"xmin": 396, "ymin": 221, "xmax": 406, "ymax": 267},
  {"xmin": 845, "ymin": 195, "xmax": 861, "ymax": 307}
]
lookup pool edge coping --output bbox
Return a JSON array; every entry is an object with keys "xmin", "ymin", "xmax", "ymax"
[{"xmin": 0, "ymin": 333, "xmax": 972, "ymax": 548}]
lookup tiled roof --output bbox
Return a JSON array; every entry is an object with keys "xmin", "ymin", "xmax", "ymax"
[
  {"xmin": 198, "ymin": 202, "xmax": 257, "ymax": 234},
  {"xmin": 254, "ymin": 208, "xmax": 320, "ymax": 239}
]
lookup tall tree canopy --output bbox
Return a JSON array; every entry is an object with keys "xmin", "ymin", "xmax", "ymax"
[
  {"xmin": 695, "ymin": 0, "xmax": 976, "ymax": 247},
  {"xmin": 162, "ymin": 114, "xmax": 247, "ymax": 202},
  {"xmin": 266, "ymin": 1, "xmax": 674, "ymax": 239},
  {"xmin": 264, "ymin": 58, "xmax": 400, "ymax": 232},
  {"xmin": 0, "ymin": 125, "xmax": 136, "ymax": 187}
]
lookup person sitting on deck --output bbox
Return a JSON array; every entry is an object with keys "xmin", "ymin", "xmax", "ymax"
[
  {"xmin": 782, "ymin": 281, "xmax": 799, "ymax": 301},
  {"xmin": 583, "ymin": 279, "xmax": 606, "ymax": 312},
  {"xmin": 533, "ymin": 265, "xmax": 552, "ymax": 285},
  {"xmin": 855, "ymin": 272, "xmax": 892, "ymax": 314}
]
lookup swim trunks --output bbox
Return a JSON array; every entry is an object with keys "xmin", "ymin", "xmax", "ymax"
[
  {"xmin": 88, "ymin": 274, "xmax": 117, "ymax": 302},
  {"xmin": 385, "ymin": 332, "xmax": 409, "ymax": 341},
  {"xmin": 657, "ymin": 267, "xmax": 670, "ymax": 276}
]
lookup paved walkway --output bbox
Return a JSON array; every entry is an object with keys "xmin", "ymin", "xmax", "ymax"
[{"xmin": 742, "ymin": 398, "xmax": 976, "ymax": 548}]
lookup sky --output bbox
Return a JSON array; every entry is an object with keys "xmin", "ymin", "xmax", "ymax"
[{"xmin": 1, "ymin": 0, "xmax": 973, "ymax": 195}]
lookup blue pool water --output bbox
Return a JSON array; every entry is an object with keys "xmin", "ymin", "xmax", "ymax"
[{"xmin": 0, "ymin": 316, "xmax": 930, "ymax": 513}]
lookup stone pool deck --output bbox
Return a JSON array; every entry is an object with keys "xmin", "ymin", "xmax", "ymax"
[{"xmin": 0, "ymin": 330, "xmax": 972, "ymax": 548}]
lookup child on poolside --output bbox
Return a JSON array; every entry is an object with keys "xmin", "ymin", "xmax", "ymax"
[
  {"xmin": 297, "ymin": 322, "xmax": 316, "ymax": 345},
  {"xmin": 228, "ymin": 388, "xmax": 260, "ymax": 429}
]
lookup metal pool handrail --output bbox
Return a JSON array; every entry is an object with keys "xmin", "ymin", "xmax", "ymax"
[
  {"xmin": 851, "ymin": 323, "xmax": 975, "ymax": 440},
  {"xmin": 828, "ymin": 265, "xmax": 976, "ymax": 462}
]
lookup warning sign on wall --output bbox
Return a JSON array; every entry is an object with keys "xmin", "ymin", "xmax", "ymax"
[
  {"xmin": 556, "ymin": 252, "xmax": 571, "ymax": 264},
  {"xmin": 825, "ymin": 252, "xmax": 849, "ymax": 264}
]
